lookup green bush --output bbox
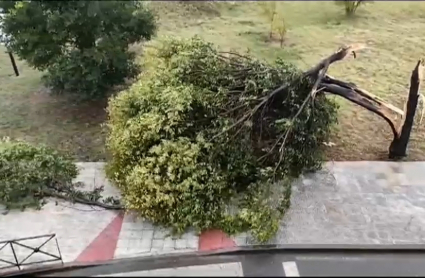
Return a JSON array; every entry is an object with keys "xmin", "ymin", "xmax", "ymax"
[
  {"xmin": 0, "ymin": 1, "xmax": 156, "ymax": 98},
  {"xmin": 43, "ymin": 45, "xmax": 138, "ymax": 99},
  {"xmin": 335, "ymin": 1, "xmax": 373, "ymax": 16},
  {"xmin": 0, "ymin": 138, "xmax": 78, "ymax": 210},
  {"xmin": 106, "ymin": 36, "xmax": 338, "ymax": 241}
]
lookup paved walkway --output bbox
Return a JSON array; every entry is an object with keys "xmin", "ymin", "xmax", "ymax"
[
  {"xmin": 1, "ymin": 161, "xmax": 425, "ymax": 271},
  {"xmin": 237, "ymin": 161, "xmax": 425, "ymax": 246}
]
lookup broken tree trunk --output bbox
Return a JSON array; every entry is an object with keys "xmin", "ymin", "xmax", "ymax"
[
  {"xmin": 312, "ymin": 48, "xmax": 424, "ymax": 160},
  {"xmin": 389, "ymin": 60, "xmax": 424, "ymax": 159},
  {"xmin": 221, "ymin": 44, "xmax": 423, "ymax": 161},
  {"xmin": 292, "ymin": 45, "xmax": 423, "ymax": 160}
]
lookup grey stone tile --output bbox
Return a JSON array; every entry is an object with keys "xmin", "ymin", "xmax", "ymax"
[
  {"xmin": 153, "ymin": 229, "xmax": 168, "ymax": 239},
  {"xmin": 151, "ymin": 239, "xmax": 164, "ymax": 249},
  {"xmin": 187, "ymin": 238, "xmax": 199, "ymax": 249},
  {"xmin": 400, "ymin": 162, "xmax": 425, "ymax": 185},
  {"xmin": 163, "ymin": 238, "xmax": 175, "ymax": 250},
  {"xmin": 175, "ymin": 239, "xmax": 187, "ymax": 249},
  {"xmin": 142, "ymin": 229, "xmax": 154, "ymax": 240},
  {"xmin": 131, "ymin": 239, "xmax": 152, "ymax": 252}
]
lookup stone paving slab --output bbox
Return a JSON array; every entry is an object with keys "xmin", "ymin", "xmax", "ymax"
[
  {"xmin": 0, "ymin": 162, "xmax": 197, "ymax": 271},
  {"xmin": 0, "ymin": 201, "xmax": 117, "ymax": 267},
  {"xmin": 114, "ymin": 213, "xmax": 198, "ymax": 259},
  {"xmin": 2, "ymin": 161, "xmax": 425, "ymax": 269},
  {"xmin": 235, "ymin": 161, "xmax": 425, "ymax": 245}
]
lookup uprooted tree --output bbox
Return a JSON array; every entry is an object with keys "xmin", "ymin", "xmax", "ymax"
[
  {"xmin": 5, "ymin": 36, "xmax": 420, "ymax": 242},
  {"xmin": 106, "ymin": 37, "xmax": 423, "ymax": 241}
]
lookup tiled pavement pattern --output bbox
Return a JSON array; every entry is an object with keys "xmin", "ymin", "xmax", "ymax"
[
  {"xmin": 114, "ymin": 213, "xmax": 199, "ymax": 259},
  {"xmin": 2, "ymin": 161, "xmax": 425, "ymax": 270},
  {"xmin": 235, "ymin": 161, "xmax": 425, "ymax": 245}
]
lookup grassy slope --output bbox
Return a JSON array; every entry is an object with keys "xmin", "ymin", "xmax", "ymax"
[
  {"xmin": 1, "ymin": 1, "xmax": 425, "ymax": 161},
  {"xmin": 0, "ymin": 50, "xmax": 107, "ymax": 161},
  {"xmin": 148, "ymin": 1, "xmax": 425, "ymax": 161}
]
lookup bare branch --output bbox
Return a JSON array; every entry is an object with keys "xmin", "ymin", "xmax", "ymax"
[{"xmin": 305, "ymin": 44, "xmax": 366, "ymax": 76}]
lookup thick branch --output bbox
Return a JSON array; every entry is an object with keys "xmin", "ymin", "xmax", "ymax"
[
  {"xmin": 44, "ymin": 189, "xmax": 124, "ymax": 210},
  {"xmin": 263, "ymin": 44, "xmax": 365, "ymax": 107},
  {"xmin": 324, "ymin": 75, "xmax": 404, "ymax": 116},
  {"xmin": 305, "ymin": 44, "xmax": 366, "ymax": 76},
  {"xmin": 320, "ymin": 83, "xmax": 399, "ymax": 140}
]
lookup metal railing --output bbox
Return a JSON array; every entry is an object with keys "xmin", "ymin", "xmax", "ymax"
[{"xmin": 0, "ymin": 234, "xmax": 63, "ymax": 271}]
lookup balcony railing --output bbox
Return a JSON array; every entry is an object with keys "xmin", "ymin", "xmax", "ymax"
[{"xmin": 0, "ymin": 234, "xmax": 63, "ymax": 271}]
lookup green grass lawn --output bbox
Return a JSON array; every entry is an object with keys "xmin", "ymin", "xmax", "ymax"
[
  {"xmin": 1, "ymin": 1, "xmax": 425, "ymax": 161},
  {"xmin": 0, "ymin": 50, "xmax": 107, "ymax": 161}
]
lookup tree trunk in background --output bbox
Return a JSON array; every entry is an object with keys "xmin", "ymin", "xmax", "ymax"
[{"xmin": 8, "ymin": 51, "xmax": 19, "ymax": 77}]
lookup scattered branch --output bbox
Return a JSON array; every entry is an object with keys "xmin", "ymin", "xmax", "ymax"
[{"xmin": 45, "ymin": 189, "xmax": 124, "ymax": 210}]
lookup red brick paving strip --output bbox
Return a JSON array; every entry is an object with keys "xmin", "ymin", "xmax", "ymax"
[
  {"xmin": 198, "ymin": 229, "xmax": 236, "ymax": 251},
  {"xmin": 75, "ymin": 211, "xmax": 235, "ymax": 261},
  {"xmin": 75, "ymin": 212, "xmax": 124, "ymax": 262}
]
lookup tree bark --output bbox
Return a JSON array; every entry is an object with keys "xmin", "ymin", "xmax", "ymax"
[
  {"xmin": 301, "ymin": 45, "xmax": 423, "ymax": 160},
  {"xmin": 389, "ymin": 60, "xmax": 424, "ymax": 159},
  {"xmin": 8, "ymin": 51, "xmax": 19, "ymax": 77}
]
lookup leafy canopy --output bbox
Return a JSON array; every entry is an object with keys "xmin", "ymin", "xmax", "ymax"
[
  {"xmin": 335, "ymin": 0, "xmax": 373, "ymax": 16},
  {"xmin": 106, "ymin": 36, "xmax": 338, "ymax": 242},
  {"xmin": 0, "ymin": 1, "xmax": 156, "ymax": 97}
]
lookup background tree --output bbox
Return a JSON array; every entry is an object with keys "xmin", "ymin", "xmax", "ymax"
[
  {"xmin": 258, "ymin": 1, "xmax": 277, "ymax": 39},
  {"xmin": 0, "ymin": 1, "xmax": 156, "ymax": 98}
]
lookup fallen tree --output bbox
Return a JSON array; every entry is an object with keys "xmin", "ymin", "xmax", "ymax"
[
  {"xmin": 106, "ymin": 37, "xmax": 423, "ymax": 242},
  {"xmin": 2, "ymin": 37, "xmax": 421, "ymax": 244}
]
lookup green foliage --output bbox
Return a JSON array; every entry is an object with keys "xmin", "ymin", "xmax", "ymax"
[
  {"xmin": 106, "ymin": 36, "xmax": 338, "ymax": 241},
  {"xmin": 0, "ymin": 1, "xmax": 156, "ymax": 98},
  {"xmin": 0, "ymin": 138, "xmax": 78, "ymax": 210},
  {"xmin": 0, "ymin": 138, "xmax": 122, "ymax": 211},
  {"xmin": 335, "ymin": 0, "xmax": 373, "ymax": 16},
  {"xmin": 42, "ymin": 45, "xmax": 139, "ymax": 99}
]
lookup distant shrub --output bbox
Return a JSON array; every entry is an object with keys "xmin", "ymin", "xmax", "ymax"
[{"xmin": 335, "ymin": 0, "xmax": 373, "ymax": 16}]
